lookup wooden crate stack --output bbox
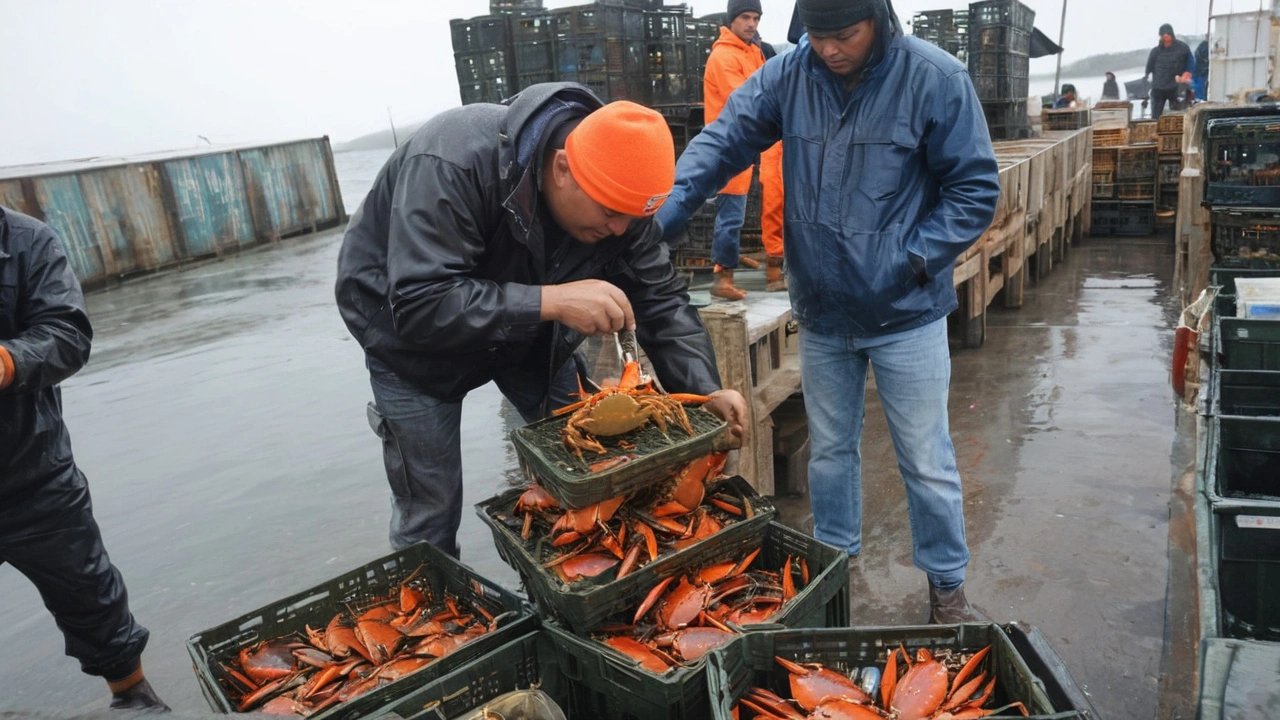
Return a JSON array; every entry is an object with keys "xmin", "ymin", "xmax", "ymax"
[
  {"xmin": 1089, "ymin": 102, "xmax": 1155, "ymax": 235},
  {"xmin": 1156, "ymin": 113, "xmax": 1185, "ymax": 226}
]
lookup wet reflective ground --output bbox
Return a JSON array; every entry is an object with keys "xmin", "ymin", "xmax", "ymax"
[{"xmin": 0, "ymin": 150, "xmax": 1191, "ymax": 717}]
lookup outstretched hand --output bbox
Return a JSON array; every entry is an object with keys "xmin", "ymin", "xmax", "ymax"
[{"xmin": 702, "ymin": 388, "xmax": 748, "ymax": 448}]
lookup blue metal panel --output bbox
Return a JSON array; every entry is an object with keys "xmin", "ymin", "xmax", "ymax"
[
  {"xmin": 163, "ymin": 154, "xmax": 256, "ymax": 256},
  {"xmin": 31, "ymin": 175, "xmax": 105, "ymax": 283},
  {"xmin": 238, "ymin": 140, "xmax": 340, "ymax": 237},
  {"xmin": 78, "ymin": 165, "xmax": 177, "ymax": 274}
]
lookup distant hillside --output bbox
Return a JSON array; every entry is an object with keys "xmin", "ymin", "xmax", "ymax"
[
  {"xmin": 334, "ymin": 121, "xmax": 427, "ymax": 153},
  {"xmin": 1032, "ymin": 35, "xmax": 1205, "ymax": 79}
]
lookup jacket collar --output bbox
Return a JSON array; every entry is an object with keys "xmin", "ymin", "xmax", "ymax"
[{"xmin": 714, "ymin": 25, "xmax": 759, "ymax": 55}]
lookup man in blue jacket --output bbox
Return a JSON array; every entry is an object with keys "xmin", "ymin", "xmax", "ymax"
[{"xmin": 658, "ymin": 0, "xmax": 1000, "ymax": 623}]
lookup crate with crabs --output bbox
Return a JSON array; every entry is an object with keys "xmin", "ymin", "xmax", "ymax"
[
  {"xmin": 707, "ymin": 623, "xmax": 1098, "ymax": 720},
  {"xmin": 512, "ymin": 356, "xmax": 737, "ymax": 510},
  {"xmin": 186, "ymin": 542, "xmax": 534, "ymax": 720},
  {"xmin": 478, "ymin": 469, "xmax": 778, "ymax": 633},
  {"xmin": 545, "ymin": 521, "xmax": 849, "ymax": 720}
]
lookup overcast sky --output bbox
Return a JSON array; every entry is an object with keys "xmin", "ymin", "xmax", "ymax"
[{"xmin": 0, "ymin": 0, "xmax": 1217, "ymax": 167}]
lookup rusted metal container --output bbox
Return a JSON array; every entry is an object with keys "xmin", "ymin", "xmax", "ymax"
[{"xmin": 0, "ymin": 137, "xmax": 346, "ymax": 289}]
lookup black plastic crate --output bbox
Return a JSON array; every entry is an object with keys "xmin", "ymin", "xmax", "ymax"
[
  {"xmin": 969, "ymin": 0, "xmax": 1035, "ymax": 30},
  {"xmin": 1043, "ymin": 108, "xmax": 1090, "ymax": 131},
  {"xmin": 555, "ymin": 36, "xmax": 644, "ymax": 77},
  {"xmin": 1212, "ymin": 503, "xmax": 1280, "ymax": 641},
  {"xmin": 1004, "ymin": 623, "xmax": 1101, "ymax": 719},
  {"xmin": 542, "ymin": 521, "xmax": 849, "ymax": 720},
  {"xmin": 1212, "ymin": 370, "xmax": 1280, "ymax": 417},
  {"xmin": 1091, "ymin": 200, "xmax": 1154, "ymax": 236},
  {"xmin": 364, "ymin": 631, "xmax": 573, "ymax": 720},
  {"xmin": 1207, "ymin": 115, "xmax": 1280, "ymax": 207},
  {"xmin": 969, "ymin": 24, "xmax": 1030, "ymax": 54},
  {"xmin": 459, "ymin": 78, "xmax": 511, "ymax": 106},
  {"xmin": 706, "ymin": 623, "xmax": 1084, "ymax": 720},
  {"xmin": 969, "ymin": 50, "xmax": 1029, "ymax": 78},
  {"xmin": 454, "ymin": 49, "xmax": 512, "ymax": 87},
  {"xmin": 647, "ymin": 41, "xmax": 692, "ymax": 105},
  {"xmin": 644, "ymin": 9, "xmax": 687, "ymax": 41},
  {"xmin": 512, "ymin": 405, "xmax": 735, "ymax": 510},
  {"xmin": 1197, "ymin": 638, "xmax": 1280, "ymax": 720},
  {"xmin": 973, "ymin": 74, "xmax": 1029, "ymax": 102},
  {"xmin": 1157, "ymin": 185, "xmax": 1179, "ymax": 212},
  {"xmin": 476, "ymin": 476, "xmax": 778, "ymax": 634},
  {"xmin": 450, "ymin": 16, "xmax": 511, "ymax": 54},
  {"xmin": 1219, "ymin": 317, "xmax": 1280, "ymax": 370},
  {"xmin": 1159, "ymin": 158, "xmax": 1182, "ymax": 185},
  {"xmin": 1209, "ymin": 415, "xmax": 1280, "ymax": 503},
  {"xmin": 983, "ymin": 100, "xmax": 1028, "ymax": 133},
  {"xmin": 510, "ymin": 12, "xmax": 553, "ymax": 42},
  {"xmin": 513, "ymin": 40, "xmax": 554, "ymax": 74},
  {"xmin": 186, "ymin": 542, "xmax": 535, "ymax": 719},
  {"xmin": 1115, "ymin": 145, "xmax": 1158, "ymax": 180},
  {"xmin": 551, "ymin": 5, "xmax": 644, "ymax": 39},
  {"xmin": 1211, "ymin": 209, "xmax": 1280, "ymax": 267}
]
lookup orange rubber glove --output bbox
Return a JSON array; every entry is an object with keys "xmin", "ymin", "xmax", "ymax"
[{"xmin": 0, "ymin": 345, "xmax": 13, "ymax": 390}]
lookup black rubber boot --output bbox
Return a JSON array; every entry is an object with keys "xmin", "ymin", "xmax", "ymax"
[
  {"xmin": 110, "ymin": 679, "xmax": 171, "ymax": 712},
  {"xmin": 928, "ymin": 584, "xmax": 989, "ymax": 625}
]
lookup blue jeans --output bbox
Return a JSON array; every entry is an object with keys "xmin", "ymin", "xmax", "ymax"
[
  {"xmin": 800, "ymin": 318, "xmax": 970, "ymax": 588},
  {"xmin": 712, "ymin": 193, "xmax": 748, "ymax": 268},
  {"xmin": 366, "ymin": 356, "xmax": 579, "ymax": 556}
]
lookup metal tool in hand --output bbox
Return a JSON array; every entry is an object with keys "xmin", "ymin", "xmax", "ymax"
[{"xmin": 615, "ymin": 329, "xmax": 665, "ymax": 393}]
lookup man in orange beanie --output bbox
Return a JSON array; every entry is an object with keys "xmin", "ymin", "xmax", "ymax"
[{"xmin": 337, "ymin": 84, "xmax": 747, "ymax": 557}]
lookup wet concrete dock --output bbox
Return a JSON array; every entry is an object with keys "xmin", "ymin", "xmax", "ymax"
[{"xmin": 0, "ymin": 197, "xmax": 1193, "ymax": 717}]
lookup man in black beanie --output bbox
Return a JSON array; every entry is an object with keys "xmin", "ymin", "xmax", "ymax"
[
  {"xmin": 658, "ymin": 0, "xmax": 1000, "ymax": 625},
  {"xmin": 1145, "ymin": 23, "xmax": 1193, "ymax": 119}
]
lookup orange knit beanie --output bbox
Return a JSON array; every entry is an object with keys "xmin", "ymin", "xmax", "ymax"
[{"xmin": 565, "ymin": 101, "xmax": 675, "ymax": 217}]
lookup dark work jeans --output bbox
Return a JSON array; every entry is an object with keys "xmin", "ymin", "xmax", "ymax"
[
  {"xmin": 366, "ymin": 356, "xmax": 580, "ymax": 556},
  {"xmin": 0, "ymin": 479, "xmax": 149, "ymax": 681},
  {"xmin": 1151, "ymin": 87, "xmax": 1182, "ymax": 119}
]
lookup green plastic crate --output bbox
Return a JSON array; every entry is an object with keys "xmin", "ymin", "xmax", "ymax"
[
  {"xmin": 706, "ymin": 623, "xmax": 1081, "ymax": 720},
  {"xmin": 1218, "ymin": 318, "xmax": 1280, "ymax": 371},
  {"xmin": 1207, "ymin": 415, "xmax": 1280, "ymax": 504},
  {"xmin": 1213, "ymin": 503, "xmax": 1280, "ymax": 641},
  {"xmin": 186, "ymin": 542, "xmax": 535, "ymax": 720},
  {"xmin": 1209, "ymin": 267, "xmax": 1280, "ymax": 319},
  {"xmin": 1197, "ymin": 638, "xmax": 1280, "ymax": 720},
  {"xmin": 477, "ymin": 475, "xmax": 778, "ymax": 634},
  {"xmin": 512, "ymin": 406, "xmax": 736, "ymax": 510},
  {"xmin": 363, "ymin": 631, "xmax": 574, "ymax": 720},
  {"xmin": 543, "ymin": 521, "xmax": 849, "ymax": 720},
  {"xmin": 1004, "ymin": 623, "xmax": 1100, "ymax": 719}
]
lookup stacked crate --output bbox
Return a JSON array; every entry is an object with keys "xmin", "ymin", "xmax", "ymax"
[
  {"xmin": 911, "ymin": 9, "xmax": 969, "ymax": 64},
  {"xmin": 1156, "ymin": 113, "xmax": 1184, "ymax": 223},
  {"xmin": 1089, "ymin": 102, "xmax": 1155, "ymax": 235},
  {"xmin": 511, "ymin": 11, "xmax": 557, "ymax": 89},
  {"xmin": 490, "ymin": 0, "xmax": 543, "ymax": 13},
  {"xmin": 967, "ymin": 0, "xmax": 1034, "ymax": 140},
  {"xmin": 552, "ymin": 4, "xmax": 648, "ymax": 103},
  {"xmin": 451, "ymin": 15, "xmax": 517, "ymax": 105},
  {"xmin": 644, "ymin": 7, "xmax": 690, "ymax": 106}
]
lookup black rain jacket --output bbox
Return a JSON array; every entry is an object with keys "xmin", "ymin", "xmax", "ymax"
[
  {"xmin": 336, "ymin": 83, "xmax": 721, "ymax": 403},
  {"xmin": 1146, "ymin": 37, "xmax": 1193, "ymax": 91},
  {"xmin": 0, "ymin": 206, "xmax": 95, "ymax": 531}
]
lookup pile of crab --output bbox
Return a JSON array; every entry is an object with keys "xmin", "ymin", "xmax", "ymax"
[
  {"xmin": 216, "ymin": 569, "xmax": 510, "ymax": 716},
  {"xmin": 554, "ymin": 359, "xmax": 711, "ymax": 462},
  {"xmin": 509, "ymin": 451, "xmax": 760, "ymax": 584},
  {"xmin": 591, "ymin": 547, "xmax": 812, "ymax": 675},
  {"xmin": 734, "ymin": 645, "xmax": 1029, "ymax": 720}
]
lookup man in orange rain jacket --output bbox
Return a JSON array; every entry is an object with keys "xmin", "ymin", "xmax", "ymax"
[{"xmin": 702, "ymin": 0, "xmax": 786, "ymax": 299}]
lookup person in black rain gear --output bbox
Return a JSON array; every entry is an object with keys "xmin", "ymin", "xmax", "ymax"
[
  {"xmin": 1102, "ymin": 72, "xmax": 1120, "ymax": 100},
  {"xmin": 1053, "ymin": 83, "xmax": 1078, "ymax": 109},
  {"xmin": 1145, "ymin": 23, "xmax": 1194, "ymax": 119},
  {"xmin": 0, "ymin": 205, "xmax": 169, "ymax": 712}
]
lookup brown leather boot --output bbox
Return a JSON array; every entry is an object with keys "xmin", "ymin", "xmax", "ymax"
[
  {"xmin": 711, "ymin": 266, "xmax": 747, "ymax": 301},
  {"xmin": 927, "ymin": 583, "xmax": 989, "ymax": 624},
  {"xmin": 766, "ymin": 255, "xmax": 787, "ymax": 292}
]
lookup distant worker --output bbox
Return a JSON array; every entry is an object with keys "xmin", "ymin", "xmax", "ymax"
[
  {"xmin": 658, "ymin": 0, "xmax": 1001, "ymax": 624},
  {"xmin": 1193, "ymin": 40, "xmax": 1209, "ymax": 103},
  {"xmin": 701, "ymin": 0, "xmax": 786, "ymax": 299},
  {"xmin": 1101, "ymin": 72, "xmax": 1120, "ymax": 100},
  {"xmin": 1145, "ymin": 23, "xmax": 1193, "ymax": 119},
  {"xmin": 335, "ymin": 85, "xmax": 747, "ymax": 557},
  {"xmin": 1053, "ymin": 83, "xmax": 1078, "ymax": 109},
  {"xmin": 0, "ymin": 206, "xmax": 169, "ymax": 712}
]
